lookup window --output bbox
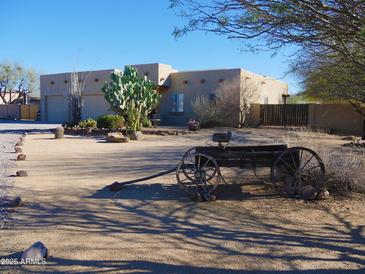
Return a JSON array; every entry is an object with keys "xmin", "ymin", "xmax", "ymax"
[{"xmin": 171, "ymin": 93, "xmax": 184, "ymax": 112}]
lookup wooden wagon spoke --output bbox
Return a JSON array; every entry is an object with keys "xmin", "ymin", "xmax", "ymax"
[
  {"xmin": 301, "ymin": 154, "xmax": 315, "ymax": 170},
  {"xmin": 197, "ymin": 155, "xmax": 202, "ymax": 171},
  {"xmin": 271, "ymin": 147, "xmax": 325, "ymax": 199},
  {"xmin": 202, "ymin": 158, "xmax": 211, "ymax": 169},
  {"xmin": 276, "ymin": 165, "xmax": 294, "ymax": 176},
  {"xmin": 290, "ymin": 150, "xmax": 298, "ymax": 170},
  {"xmin": 299, "ymin": 149, "xmax": 304, "ymax": 163},
  {"xmin": 302, "ymin": 164, "xmax": 321, "ymax": 172},
  {"xmin": 279, "ymin": 158, "xmax": 296, "ymax": 173}
]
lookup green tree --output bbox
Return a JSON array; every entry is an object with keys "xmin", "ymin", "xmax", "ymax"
[
  {"xmin": 102, "ymin": 66, "xmax": 161, "ymax": 133},
  {"xmin": 171, "ymin": 0, "xmax": 365, "ymax": 115},
  {"xmin": 171, "ymin": 0, "xmax": 365, "ymax": 69},
  {"xmin": 0, "ymin": 61, "xmax": 38, "ymax": 104}
]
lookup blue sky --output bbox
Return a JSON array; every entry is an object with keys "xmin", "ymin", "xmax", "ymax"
[{"xmin": 1, "ymin": 0, "xmax": 300, "ymax": 94}]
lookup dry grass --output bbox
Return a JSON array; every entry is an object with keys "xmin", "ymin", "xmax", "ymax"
[{"xmin": 284, "ymin": 128, "xmax": 365, "ymax": 194}]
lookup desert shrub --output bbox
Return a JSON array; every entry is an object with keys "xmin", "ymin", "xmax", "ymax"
[
  {"xmin": 322, "ymin": 150, "xmax": 364, "ymax": 193},
  {"xmin": 142, "ymin": 116, "xmax": 152, "ymax": 128},
  {"xmin": 191, "ymin": 78, "xmax": 257, "ymax": 128},
  {"xmin": 62, "ymin": 121, "xmax": 77, "ymax": 128},
  {"xmin": 78, "ymin": 118, "xmax": 97, "ymax": 128},
  {"xmin": 97, "ymin": 115, "xmax": 124, "ymax": 129},
  {"xmin": 284, "ymin": 129, "xmax": 365, "ymax": 194},
  {"xmin": 191, "ymin": 95, "xmax": 221, "ymax": 128},
  {"xmin": 187, "ymin": 119, "xmax": 200, "ymax": 131}
]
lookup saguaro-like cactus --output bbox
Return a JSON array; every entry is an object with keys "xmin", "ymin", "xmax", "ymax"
[{"xmin": 102, "ymin": 66, "xmax": 160, "ymax": 133}]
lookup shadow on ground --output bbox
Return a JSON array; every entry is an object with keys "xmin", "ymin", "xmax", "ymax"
[
  {"xmin": 8, "ymin": 258, "xmax": 365, "ymax": 274},
  {"xmin": 3, "ymin": 131, "xmax": 364, "ymax": 273}
]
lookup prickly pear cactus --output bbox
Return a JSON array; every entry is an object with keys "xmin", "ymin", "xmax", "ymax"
[{"xmin": 102, "ymin": 66, "xmax": 161, "ymax": 133}]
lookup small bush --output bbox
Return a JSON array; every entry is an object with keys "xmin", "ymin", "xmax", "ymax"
[
  {"xmin": 62, "ymin": 121, "xmax": 77, "ymax": 128},
  {"xmin": 187, "ymin": 119, "xmax": 200, "ymax": 131},
  {"xmin": 192, "ymin": 95, "xmax": 220, "ymax": 128},
  {"xmin": 142, "ymin": 116, "xmax": 152, "ymax": 128},
  {"xmin": 97, "ymin": 115, "xmax": 124, "ymax": 129},
  {"xmin": 79, "ymin": 118, "xmax": 97, "ymax": 128},
  {"xmin": 284, "ymin": 129, "xmax": 365, "ymax": 194}
]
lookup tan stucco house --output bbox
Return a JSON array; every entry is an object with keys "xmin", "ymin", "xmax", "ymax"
[{"xmin": 40, "ymin": 63, "xmax": 288, "ymax": 126}]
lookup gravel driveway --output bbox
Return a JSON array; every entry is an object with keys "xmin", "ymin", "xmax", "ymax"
[
  {"xmin": 0, "ymin": 133, "xmax": 19, "ymax": 228},
  {"xmin": 0, "ymin": 120, "xmax": 60, "ymax": 133},
  {"xmin": 1, "ymin": 129, "xmax": 364, "ymax": 273}
]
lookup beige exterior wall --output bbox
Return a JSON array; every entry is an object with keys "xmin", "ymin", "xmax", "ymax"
[
  {"xmin": 250, "ymin": 103, "xmax": 364, "ymax": 136},
  {"xmin": 40, "ymin": 69, "xmax": 115, "ymax": 122},
  {"xmin": 130, "ymin": 63, "xmax": 177, "ymax": 87},
  {"xmin": 240, "ymin": 70, "xmax": 288, "ymax": 105},
  {"xmin": 308, "ymin": 104, "xmax": 364, "ymax": 135},
  {"xmin": 0, "ymin": 104, "xmax": 20, "ymax": 119},
  {"xmin": 160, "ymin": 69, "xmax": 242, "ymax": 126},
  {"xmin": 0, "ymin": 92, "xmax": 23, "ymax": 104},
  {"xmin": 40, "ymin": 63, "xmax": 288, "ymax": 125}
]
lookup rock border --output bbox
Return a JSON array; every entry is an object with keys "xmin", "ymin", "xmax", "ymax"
[{"xmin": 63, "ymin": 127, "xmax": 195, "ymax": 136}]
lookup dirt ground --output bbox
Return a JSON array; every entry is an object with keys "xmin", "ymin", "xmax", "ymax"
[{"xmin": 1, "ymin": 128, "xmax": 365, "ymax": 273}]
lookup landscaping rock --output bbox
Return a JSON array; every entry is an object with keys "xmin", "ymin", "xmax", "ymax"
[
  {"xmin": 342, "ymin": 136, "xmax": 357, "ymax": 141},
  {"xmin": 130, "ymin": 131, "xmax": 143, "ymax": 141},
  {"xmin": 16, "ymin": 170, "xmax": 28, "ymax": 177},
  {"xmin": 318, "ymin": 189, "xmax": 330, "ymax": 200},
  {"xmin": 17, "ymin": 154, "xmax": 26, "ymax": 161},
  {"xmin": 21, "ymin": 241, "xmax": 49, "ymax": 262},
  {"xmin": 15, "ymin": 146, "xmax": 22, "ymax": 153},
  {"xmin": 302, "ymin": 186, "xmax": 317, "ymax": 200},
  {"xmin": 54, "ymin": 127, "xmax": 64, "ymax": 139},
  {"xmin": 342, "ymin": 140, "xmax": 365, "ymax": 148},
  {"xmin": 106, "ymin": 133, "xmax": 129, "ymax": 143}
]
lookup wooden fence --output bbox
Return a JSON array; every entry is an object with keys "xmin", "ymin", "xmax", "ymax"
[
  {"xmin": 20, "ymin": 104, "xmax": 39, "ymax": 120},
  {"xmin": 0, "ymin": 104, "xmax": 39, "ymax": 120},
  {"xmin": 260, "ymin": 104, "xmax": 309, "ymax": 126}
]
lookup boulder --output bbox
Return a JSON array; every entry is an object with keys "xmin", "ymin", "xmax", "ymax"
[
  {"xmin": 54, "ymin": 127, "xmax": 64, "ymax": 139},
  {"xmin": 21, "ymin": 241, "xmax": 48, "ymax": 262},
  {"xmin": 342, "ymin": 136, "xmax": 357, "ymax": 141},
  {"xmin": 106, "ymin": 133, "xmax": 129, "ymax": 143},
  {"xmin": 302, "ymin": 185, "xmax": 317, "ymax": 200},
  {"xmin": 17, "ymin": 154, "xmax": 26, "ymax": 161},
  {"xmin": 318, "ymin": 189, "xmax": 330, "ymax": 200},
  {"xmin": 15, "ymin": 146, "xmax": 22, "ymax": 153},
  {"xmin": 16, "ymin": 170, "xmax": 28, "ymax": 177},
  {"xmin": 130, "ymin": 131, "xmax": 144, "ymax": 141}
]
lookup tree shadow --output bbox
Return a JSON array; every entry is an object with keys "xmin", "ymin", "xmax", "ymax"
[
  {"xmin": 11, "ymin": 257, "xmax": 365, "ymax": 274},
  {"xmin": 4, "ymin": 131, "xmax": 365, "ymax": 272}
]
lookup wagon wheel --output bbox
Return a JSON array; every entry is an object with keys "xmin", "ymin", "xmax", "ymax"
[
  {"xmin": 271, "ymin": 147, "xmax": 325, "ymax": 198},
  {"xmin": 176, "ymin": 148, "xmax": 220, "ymax": 201}
]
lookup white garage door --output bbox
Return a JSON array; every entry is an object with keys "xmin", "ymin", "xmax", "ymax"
[
  {"xmin": 47, "ymin": 96, "xmax": 68, "ymax": 122},
  {"xmin": 81, "ymin": 95, "xmax": 112, "ymax": 120}
]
